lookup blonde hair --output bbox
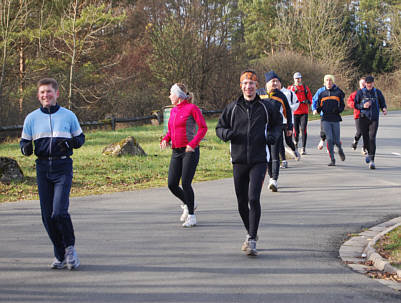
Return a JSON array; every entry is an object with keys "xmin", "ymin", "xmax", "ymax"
[
  {"xmin": 324, "ymin": 74, "xmax": 335, "ymax": 83},
  {"xmin": 176, "ymin": 83, "xmax": 194, "ymax": 103}
]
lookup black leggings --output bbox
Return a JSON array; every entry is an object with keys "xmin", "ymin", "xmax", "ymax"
[
  {"xmin": 268, "ymin": 131, "xmax": 282, "ymax": 180},
  {"xmin": 168, "ymin": 147, "xmax": 200, "ymax": 214},
  {"xmin": 293, "ymin": 114, "xmax": 308, "ymax": 148},
  {"xmin": 359, "ymin": 118, "xmax": 379, "ymax": 161},
  {"xmin": 354, "ymin": 118, "xmax": 362, "ymax": 142},
  {"xmin": 279, "ymin": 124, "xmax": 296, "ymax": 160},
  {"xmin": 233, "ymin": 162, "xmax": 267, "ymax": 240}
]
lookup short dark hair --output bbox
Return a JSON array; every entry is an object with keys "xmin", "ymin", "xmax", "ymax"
[
  {"xmin": 365, "ymin": 76, "xmax": 374, "ymax": 83},
  {"xmin": 37, "ymin": 78, "xmax": 58, "ymax": 91}
]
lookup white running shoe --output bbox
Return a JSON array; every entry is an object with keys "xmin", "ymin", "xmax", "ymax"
[
  {"xmin": 180, "ymin": 205, "xmax": 189, "ymax": 222},
  {"xmin": 317, "ymin": 139, "xmax": 324, "ymax": 150},
  {"xmin": 241, "ymin": 235, "xmax": 250, "ymax": 251},
  {"xmin": 182, "ymin": 214, "xmax": 197, "ymax": 227},
  {"xmin": 361, "ymin": 148, "xmax": 368, "ymax": 156},
  {"xmin": 180, "ymin": 202, "xmax": 198, "ymax": 222},
  {"xmin": 268, "ymin": 179, "xmax": 278, "ymax": 192},
  {"xmin": 65, "ymin": 246, "xmax": 80, "ymax": 270},
  {"xmin": 50, "ymin": 258, "xmax": 66, "ymax": 269}
]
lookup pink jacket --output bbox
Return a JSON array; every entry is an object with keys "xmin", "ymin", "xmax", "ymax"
[{"xmin": 163, "ymin": 100, "xmax": 208, "ymax": 149}]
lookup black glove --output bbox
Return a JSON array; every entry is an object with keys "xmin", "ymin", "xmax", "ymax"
[
  {"xmin": 57, "ymin": 139, "xmax": 72, "ymax": 154},
  {"xmin": 266, "ymin": 135, "xmax": 276, "ymax": 145},
  {"xmin": 21, "ymin": 141, "xmax": 33, "ymax": 156}
]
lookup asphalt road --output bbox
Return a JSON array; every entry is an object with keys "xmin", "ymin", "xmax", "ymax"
[{"xmin": 1, "ymin": 112, "xmax": 401, "ymax": 303}]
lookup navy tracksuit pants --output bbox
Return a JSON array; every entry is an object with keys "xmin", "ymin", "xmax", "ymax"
[{"xmin": 36, "ymin": 158, "xmax": 75, "ymax": 261}]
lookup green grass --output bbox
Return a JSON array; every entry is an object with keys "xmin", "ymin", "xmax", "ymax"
[
  {"xmin": 375, "ymin": 226, "xmax": 401, "ymax": 268},
  {"xmin": 0, "ymin": 118, "xmax": 233, "ymax": 202}
]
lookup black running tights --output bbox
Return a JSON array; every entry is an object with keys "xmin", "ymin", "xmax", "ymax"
[
  {"xmin": 279, "ymin": 124, "xmax": 296, "ymax": 160},
  {"xmin": 293, "ymin": 114, "xmax": 308, "ymax": 148},
  {"xmin": 359, "ymin": 118, "xmax": 379, "ymax": 161},
  {"xmin": 168, "ymin": 147, "xmax": 199, "ymax": 214},
  {"xmin": 233, "ymin": 162, "xmax": 267, "ymax": 240}
]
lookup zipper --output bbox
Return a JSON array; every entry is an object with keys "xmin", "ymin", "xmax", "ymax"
[
  {"xmin": 172, "ymin": 108, "xmax": 177, "ymax": 147},
  {"xmin": 247, "ymin": 107, "xmax": 251, "ymax": 163},
  {"xmin": 48, "ymin": 108, "xmax": 53, "ymax": 157}
]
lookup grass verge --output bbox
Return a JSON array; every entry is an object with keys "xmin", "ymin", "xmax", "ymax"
[{"xmin": 375, "ymin": 226, "xmax": 401, "ymax": 269}]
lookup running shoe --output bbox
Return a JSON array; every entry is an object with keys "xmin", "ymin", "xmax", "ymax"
[
  {"xmin": 246, "ymin": 240, "xmax": 258, "ymax": 256},
  {"xmin": 361, "ymin": 148, "xmax": 368, "ymax": 155},
  {"xmin": 338, "ymin": 148, "xmax": 345, "ymax": 161},
  {"xmin": 180, "ymin": 202, "xmax": 198, "ymax": 222},
  {"xmin": 317, "ymin": 139, "xmax": 324, "ymax": 150},
  {"xmin": 182, "ymin": 214, "xmax": 197, "ymax": 227},
  {"xmin": 269, "ymin": 179, "xmax": 278, "ymax": 192},
  {"xmin": 351, "ymin": 140, "xmax": 358, "ymax": 150},
  {"xmin": 241, "ymin": 235, "xmax": 250, "ymax": 251},
  {"xmin": 328, "ymin": 159, "xmax": 336, "ymax": 166},
  {"xmin": 241, "ymin": 235, "xmax": 259, "ymax": 251},
  {"xmin": 180, "ymin": 205, "xmax": 189, "ymax": 222},
  {"xmin": 281, "ymin": 160, "xmax": 288, "ymax": 168},
  {"xmin": 301, "ymin": 147, "xmax": 306, "ymax": 155},
  {"xmin": 369, "ymin": 161, "xmax": 376, "ymax": 169},
  {"xmin": 65, "ymin": 246, "xmax": 80, "ymax": 270},
  {"xmin": 50, "ymin": 258, "xmax": 66, "ymax": 269}
]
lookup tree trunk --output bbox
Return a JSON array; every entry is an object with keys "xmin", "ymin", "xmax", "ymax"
[
  {"xmin": 68, "ymin": 0, "xmax": 78, "ymax": 110},
  {"xmin": 18, "ymin": 43, "xmax": 25, "ymax": 114}
]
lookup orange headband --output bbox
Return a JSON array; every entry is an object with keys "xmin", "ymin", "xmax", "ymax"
[{"xmin": 240, "ymin": 72, "xmax": 258, "ymax": 83}]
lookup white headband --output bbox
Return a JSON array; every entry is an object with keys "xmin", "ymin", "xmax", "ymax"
[{"xmin": 170, "ymin": 84, "xmax": 188, "ymax": 100}]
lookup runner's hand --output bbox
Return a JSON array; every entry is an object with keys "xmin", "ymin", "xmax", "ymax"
[
  {"xmin": 185, "ymin": 145, "xmax": 194, "ymax": 152},
  {"xmin": 160, "ymin": 140, "xmax": 168, "ymax": 150}
]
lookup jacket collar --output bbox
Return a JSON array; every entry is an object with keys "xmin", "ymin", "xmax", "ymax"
[
  {"xmin": 238, "ymin": 94, "xmax": 261, "ymax": 104},
  {"xmin": 362, "ymin": 87, "xmax": 375, "ymax": 93},
  {"xmin": 326, "ymin": 84, "xmax": 337, "ymax": 91},
  {"xmin": 40, "ymin": 104, "xmax": 60, "ymax": 114}
]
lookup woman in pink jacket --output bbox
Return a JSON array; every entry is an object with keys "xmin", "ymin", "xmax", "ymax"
[{"xmin": 160, "ymin": 83, "xmax": 208, "ymax": 227}]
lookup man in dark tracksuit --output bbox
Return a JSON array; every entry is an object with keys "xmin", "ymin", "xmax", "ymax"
[
  {"xmin": 20, "ymin": 78, "xmax": 85, "ymax": 270},
  {"xmin": 261, "ymin": 70, "xmax": 292, "ymax": 192},
  {"xmin": 316, "ymin": 75, "xmax": 345, "ymax": 166},
  {"xmin": 216, "ymin": 70, "xmax": 282, "ymax": 256},
  {"xmin": 353, "ymin": 75, "xmax": 387, "ymax": 169}
]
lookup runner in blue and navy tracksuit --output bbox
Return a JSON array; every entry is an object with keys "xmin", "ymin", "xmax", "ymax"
[
  {"xmin": 353, "ymin": 76, "xmax": 387, "ymax": 169},
  {"xmin": 20, "ymin": 78, "xmax": 85, "ymax": 270},
  {"xmin": 316, "ymin": 75, "xmax": 346, "ymax": 166}
]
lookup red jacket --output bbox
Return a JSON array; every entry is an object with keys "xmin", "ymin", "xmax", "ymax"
[
  {"xmin": 163, "ymin": 100, "xmax": 208, "ymax": 149},
  {"xmin": 347, "ymin": 90, "xmax": 360, "ymax": 119},
  {"xmin": 288, "ymin": 84, "xmax": 312, "ymax": 115}
]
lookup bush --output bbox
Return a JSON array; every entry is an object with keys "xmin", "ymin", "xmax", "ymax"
[{"xmin": 373, "ymin": 71, "xmax": 401, "ymax": 109}]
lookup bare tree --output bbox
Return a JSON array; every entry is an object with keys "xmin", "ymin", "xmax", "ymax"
[
  {"xmin": 275, "ymin": 0, "xmax": 352, "ymax": 69},
  {"xmin": 0, "ymin": 0, "xmax": 27, "ymax": 104},
  {"xmin": 52, "ymin": 0, "xmax": 125, "ymax": 109}
]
